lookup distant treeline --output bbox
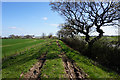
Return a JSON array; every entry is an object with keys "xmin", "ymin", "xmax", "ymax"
[
  {"xmin": 2, "ymin": 34, "xmax": 35, "ymax": 39},
  {"xmin": 1, "ymin": 33, "xmax": 57, "ymax": 39},
  {"xmin": 1, "ymin": 34, "xmax": 120, "ymax": 39}
]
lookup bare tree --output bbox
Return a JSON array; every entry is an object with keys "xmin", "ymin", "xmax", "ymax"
[
  {"xmin": 57, "ymin": 23, "xmax": 78, "ymax": 39},
  {"xmin": 57, "ymin": 29, "xmax": 64, "ymax": 39},
  {"xmin": 24, "ymin": 35, "xmax": 34, "ymax": 39},
  {"xmin": 9, "ymin": 34, "xmax": 16, "ymax": 39},
  {"xmin": 42, "ymin": 33, "xmax": 46, "ymax": 39},
  {"xmin": 50, "ymin": 1, "xmax": 120, "ymax": 47},
  {"xmin": 48, "ymin": 33, "xmax": 53, "ymax": 38}
]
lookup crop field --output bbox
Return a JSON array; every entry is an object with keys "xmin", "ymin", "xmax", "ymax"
[
  {"xmin": 2, "ymin": 38, "xmax": 120, "ymax": 79},
  {"xmin": 2, "ymin": 39, "xmax": 45, "ymax": 59}
]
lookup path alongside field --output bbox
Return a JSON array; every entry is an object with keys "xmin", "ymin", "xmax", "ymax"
[
  {"xmin": 22, "ymin": 41, "xmax": 67, "ymax": 79},
  {"xmin": 23, "ymin": 53, "xmax": 47, "ymax": 79},
  {"xmin": 22, "ymin": 40, "xmax": 88, "ymax": 79},
  {"xmin": 2, "ymin": 39, "xmax": 120, "ymax": 79},
  {"xmin": 23, "ymin": 42, "xmax": 53, "ymax": 79},
  {"xmin": 56, "ymin": 40, "xmax": 88, "ymax": 79}
]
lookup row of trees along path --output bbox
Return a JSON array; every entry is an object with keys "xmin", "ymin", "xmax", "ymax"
[{"xmin": 50, "ymin": 1, "xmax": 120, "ymax": 57}]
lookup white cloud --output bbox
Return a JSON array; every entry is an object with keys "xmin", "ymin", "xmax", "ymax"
[
  {"xmin": 101, "ymin": 26, "xmax": 118, "ymax": 36},
  {"xmin": 9, "ymin": 27, "xmax": 17, "ymax": 29},
  {"xmin": 84, "ymin": 26, "xmax": 118, "ymax": 36},
  {"xmin": 44, "ymin": 23, "xmax": 59, "ymax": 27},
  {"xmin": 8, "ymin": 26, "xmax": 24, "ymax": 31},
  {"xmin": 50, "ymin": 24, "xmax": 59, "ymax": 27},
  {"xmin": 42, "ymin": 17, "xmax": 48, "ymax": 20}
]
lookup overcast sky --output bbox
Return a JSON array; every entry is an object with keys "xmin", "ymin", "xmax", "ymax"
[{"xmin": 2, "ymin": 2, "xmax": 118, "ymax": 37}]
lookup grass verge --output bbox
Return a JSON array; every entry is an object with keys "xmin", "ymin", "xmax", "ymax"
[
  {"xmin": 58, "ymin": 40, "xmax": 120, "ymax": 78},
  {"xmin": 40, "ymin": 41, "xmax": 66, "ymax": 79}
]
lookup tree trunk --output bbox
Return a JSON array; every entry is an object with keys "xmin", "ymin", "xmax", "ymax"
[
  {"xmin": 87, "ymin": 42, "xmax": 93, "ymax": 57},
  {"xmin": 86, "ymin": 27, "xmax": 104, "ymax": 57}
]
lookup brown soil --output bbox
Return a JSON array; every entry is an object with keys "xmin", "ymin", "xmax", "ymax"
[
  {"xmin": 22, "ymin": 53, "xmax": 47, "ymax": 79},
  {"xmin": 20, "ymin": 40, "xmax": 88, "ymax": 80},
  {"xmin": 21, "ymin": 41, "xmax": 53, "ymax": 80},
  {"xmin": 56, "ymin": 40, "xmax": 88, "ymax": 79}
]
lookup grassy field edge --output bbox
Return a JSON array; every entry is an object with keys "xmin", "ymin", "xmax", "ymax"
[{"xmin": 58, "ymin": 40, "xmax": 120, "ymax": 78}]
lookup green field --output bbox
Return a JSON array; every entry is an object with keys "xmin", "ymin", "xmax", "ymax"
[
  {"xmin": 80, "ymin": 36, "xmax": 118, "ymax": 42},
  {"xmin": 2, "ymin": 39, "xmax": 53, "ymax": 78},
  {"xmin": 2, "ymin": 39, "xmax": 34, "ymax": 46},
  {"xmin": 2, "ymin": 39, "xmax": 120, "ymax": 79},
  {"xmin": 2, "ymin": 39, "xmax": 45, "ymax": 59}
]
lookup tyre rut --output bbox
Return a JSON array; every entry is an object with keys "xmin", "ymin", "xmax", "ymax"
[
  {"xmin": 21, "ymin": 41, "xmax": 53, "ymax": 79},
  {"xmin": 56, "ymin": 40, "xmax": 88, "ymax": 79},
  {"xmin": 23, "ymin": 52, "xmax": 47, "ymax": 79}
]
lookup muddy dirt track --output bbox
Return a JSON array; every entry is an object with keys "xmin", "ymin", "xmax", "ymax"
[
  {"xmin": 21, "ymin": 40, "xmax": 88, "ymax": 80},
  {"xmin": 23, "ymin": 53, "xmax": 47, "ymax": 79},
  {"xmin": 56, "ymin": 40, "xmax": 88, "ymax": 79}
]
